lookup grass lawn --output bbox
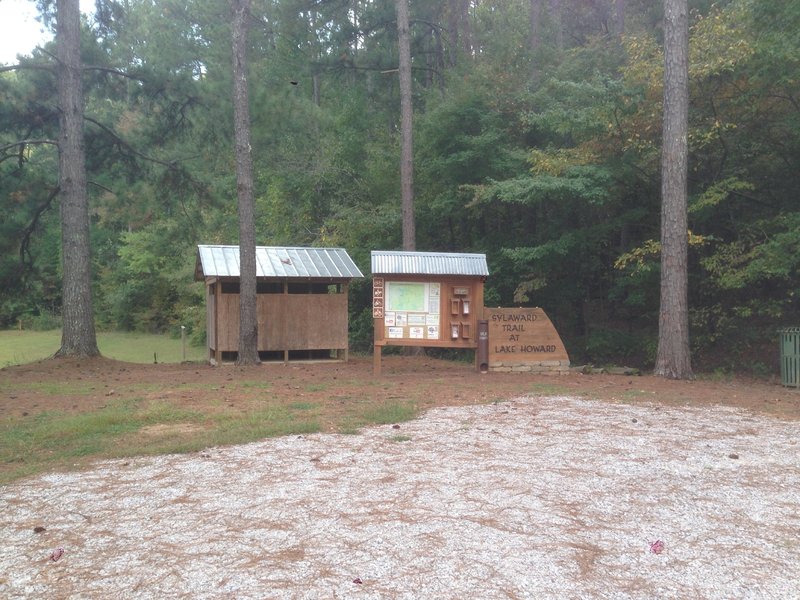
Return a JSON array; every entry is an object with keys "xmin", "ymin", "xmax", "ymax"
[{"xmin": 0, "ymin": 330, "xmax": 207, "ymax": 367}]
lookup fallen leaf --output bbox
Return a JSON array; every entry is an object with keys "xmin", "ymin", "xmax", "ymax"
[{"xmin": 649, "ymin": 540, "xmax": 664, "ymax": 554}]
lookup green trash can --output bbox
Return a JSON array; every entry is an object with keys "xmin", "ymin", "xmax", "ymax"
[{"xmin": 779, "ymin": 327, "xmax": 800, "ymax": 387}]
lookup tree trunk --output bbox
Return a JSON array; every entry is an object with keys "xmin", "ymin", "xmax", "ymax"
[
  {"xmin": 447, "ymin": 0, "xmax": 459, "ymax": 66},
  {"xmin": 231, "ymin": 0, "xmax": 260, "ymax": 366},
  {"xmin": 549, "ymin": 0, "xmax": 563, "ymax": 50},
  {"xmin": 55, "ymin": 0, "xmax": 99, "ymax": 358},
  {"xmin": 396, "ymin": 0, "xmax": 415, "ymax": 251},
  {"xmin": 529, "ymin": 0, "xmax": 542, "ymax": 53},
  {"xmin": 655, "ymin": 0, "xmax": 692, "ymax": 380},
  {"xmin": 614, "ymin": 0, "xmax": 625, "ymax": 36},
  {"xmin": 459, "ymin": 0, "xmax": 472, "ymax": 57}
]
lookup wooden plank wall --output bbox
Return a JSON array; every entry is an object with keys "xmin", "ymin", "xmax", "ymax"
[{"xmin": 215, "ymin": 292, "xmax": 348, "ymax": 351}]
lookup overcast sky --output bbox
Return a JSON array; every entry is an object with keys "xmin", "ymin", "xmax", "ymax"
[
  {"xmin": 0, "ymin": 0, "xmax": 49, "ymax": 64},
  {"xmin": 0, "ymin": 0, "xmax": 94, "ymax": 65}
]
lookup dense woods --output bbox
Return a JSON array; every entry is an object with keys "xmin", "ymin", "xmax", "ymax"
[{"xmin": 1, "ymin": 0, "xmax": 799, "ymax": 374}]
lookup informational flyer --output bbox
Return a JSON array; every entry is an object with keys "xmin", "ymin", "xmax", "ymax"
[
  {"xmin": 387, "ymin": 327, "xmax": 404, "ymax": 339},
  {"xmin": 409, "ymin": 327, "xmax": 424, "ymax": 339},
  {"xmin": 408, "ymin": 314, "xmax": 426, "ymax": 326}
]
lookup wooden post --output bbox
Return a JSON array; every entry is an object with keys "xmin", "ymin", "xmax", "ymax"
[
  {"xmin": 343, "ymin": 281, "xmax": 350, "ymax": 363},
  {"xmin": 373, "ymin": 343, "xmax": 382, "ymax": 375},
  {"xmin": 283, "ymin": 280, "xmax": 289, "ymax": 364},
  {"xmin": 214, "ymin": 282, "xmax": 222, "ymax": 365}
]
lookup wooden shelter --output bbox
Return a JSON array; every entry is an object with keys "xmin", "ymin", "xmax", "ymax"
[
  {"xmin": 371, "ymin": 250, "xmax": 489, "ymax": 374},
  {"xmin": 195, "ymin": 245, "xmax": 363, "ymax": 364}
]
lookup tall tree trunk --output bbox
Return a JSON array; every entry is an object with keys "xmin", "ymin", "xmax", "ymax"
[
  {"xmin": 529, "ymin": 0, "xmax": 542, "ymax": 52},
  {"xmin": 549, "ymin": 0, "xmax": 563, "ymax": 50},
  {"xmin": 396, "ymin": 0, "xmax": 415, "ymax": 251},
  {"xmin": 55, "ymin": 0, "xmax": 99, "ymax": 358},
  {"xmin": 447, "ymin": 0, "xmax": 459, "ymax": 67},
  {"xmin": 655, "ymin": 0, "xmax": 692, "ymax": 379},
  {"xmin": 459, "ymin": 0, "xmax": 472, "ymax": 57},
  {"xmin": 231, "ymin": 0, "xmax": 259, "ymax": 366},
  {"xmin": 614, "ymin": 0, "xmax": 625, "ymax": 36}
]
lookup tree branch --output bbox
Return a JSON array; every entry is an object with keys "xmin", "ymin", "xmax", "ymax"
[
  {"xmin": 83, "ymin": 116, "xmax": 177, "ymax": 168},
  {"xmin": 84, "ymin": 65, "xmax": 147, "ymax": 82},
  {"xmin": 20, "ymin": 186, "xmax": 59, "ymax": 269},
  {"xmin": 88, "ymin": 180, "xmax": 116, "ymax": 194},
  {"xmin": 0, "ymin": 139, "xmax": 59, "ymax": 153},
  {"xmin": 0, "ymin": 139, "xmax": 59, "ymax": 167},
  {"xmin": 0, "ymin": 63, "xmax": 55, "ymax": 74}
]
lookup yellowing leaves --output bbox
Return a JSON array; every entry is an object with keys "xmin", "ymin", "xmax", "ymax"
[
  {"xmin": 690, "ymin": 5, "xmax": 755, "ymax": 78},
  {"xmin": 529, "ymin": 147, "xmax": 599, "ymax": 176},
  {"xmin": 615, "ymin": 232, "xmax": 709, "ymax": 272}
]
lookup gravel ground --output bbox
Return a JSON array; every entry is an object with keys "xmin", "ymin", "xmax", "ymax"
[{"xmin": 2, "ymin": 396, "xmax": 799, "ymax": 599}]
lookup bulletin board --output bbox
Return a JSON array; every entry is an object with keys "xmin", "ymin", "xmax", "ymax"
[{"xmin": 383, "ymin": 281, "xmax": 441, "ymax": 341}]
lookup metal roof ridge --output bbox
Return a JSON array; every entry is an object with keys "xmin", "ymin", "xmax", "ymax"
[
  {"xmin": 198, "ymin": 244, "xmax": 350, "ymax": 250},
  {"xmin": 371, "ymin": 250, "xmax": 486, "ymax": 256}
]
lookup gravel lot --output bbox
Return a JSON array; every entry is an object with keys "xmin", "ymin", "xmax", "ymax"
[{"xmin": 2, "ymin": 395, "xmax": 799, "ymax": 599}]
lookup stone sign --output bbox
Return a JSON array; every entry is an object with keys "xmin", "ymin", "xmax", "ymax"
[{"xmin": 484, "ymin": 307, "xmax": 570, "ymax": 373}]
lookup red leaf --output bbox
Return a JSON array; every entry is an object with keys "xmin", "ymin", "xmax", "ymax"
[{"xmin": 649, "ymin": 540, "xmax": 665, "ymax": 554}]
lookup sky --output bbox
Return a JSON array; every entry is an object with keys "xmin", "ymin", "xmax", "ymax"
[
  {"xmin": 0, "ymin": 0, "xmax": 93, "ymax": 65},
  {"xmin": 0, "ymin": 0, "xmax": 50, "ymax": 64}
]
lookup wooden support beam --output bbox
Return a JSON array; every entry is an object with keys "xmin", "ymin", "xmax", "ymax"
[{"xmin": 373, "ymin": 344, "xmax": 382, "ymax": 375}]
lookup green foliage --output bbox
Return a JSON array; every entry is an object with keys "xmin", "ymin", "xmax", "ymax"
[
  {"xmin": 1, "ymin": 0, "xmax": 799, "ymax": 372},
  {"xmin": 582, "ymin": 328, "xmax": 656, "ymax": 366}
]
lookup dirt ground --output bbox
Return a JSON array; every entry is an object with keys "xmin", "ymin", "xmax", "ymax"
[{"xmin": 3, "ymin": 354, "xmax": 800, "ymax": 423}]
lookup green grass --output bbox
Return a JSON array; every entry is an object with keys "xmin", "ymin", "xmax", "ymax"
[
  {"xmin": 620, "ymin": 389, "xmax": 654, "ymax": 402},
  {"xmin": 528, "ymin": 383, "xmax": 573, "ymax": 396},
  {"xmin": 0, "ymin": 381, "xmax": 98, "ymax": 396},
  {"xmin": 289, "ymin": 401, "xmax": 319, "ymax": 411},
  {"xmin": 0, "ymin": 398, "xmax": 205, "ymax": 482},
  {"xmin": 209, "ymin": 407, "xmax": 321, "ymax": 446},
  {"xmin": 362, "ymin": 400, "xmax": 417, "ymax": 425},
  {"xmin": 0, "ymin": 330, "xmax": 207, "ymax": 367},
  {"xmin": 0, "ymin": 398, "xmax": 325, "ymax": 484},
  {"xmin": 335, "ymin": 400, "xmax": 417, "ymax": 435},
  {"xmin": 305, "ymin": 383, "xmax": 329, "ymax": 392}
]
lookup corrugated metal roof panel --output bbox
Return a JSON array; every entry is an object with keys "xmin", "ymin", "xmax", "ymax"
[
  {"xmin": 371, "ymin": 251, "xmax": 489, "ymax": 276},
  {"xmin": 196, "ymin": 245, "xmax": 364, "ymax": 279}
]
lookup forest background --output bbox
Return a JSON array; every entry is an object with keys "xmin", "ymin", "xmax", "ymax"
[{"xmin": 1, "ymin": 0, "xmax": 798, "ymax": 374}]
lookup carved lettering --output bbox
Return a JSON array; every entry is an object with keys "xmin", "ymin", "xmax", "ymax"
[
  {"xmin": 495, "ymin": 345, "xmax": 516, "ymax": 353},
  {"xmin": 521, "ymin": 344, "xmax": 557, "ymax": 353}
]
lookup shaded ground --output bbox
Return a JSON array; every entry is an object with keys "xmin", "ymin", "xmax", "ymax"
[
  {"xmin": 2, "ymin": 396, "xmax": 799, "ymax": 598},
  {"xmin": 3, "ymin": 354, "xmax": 800, "ymax": 423}
]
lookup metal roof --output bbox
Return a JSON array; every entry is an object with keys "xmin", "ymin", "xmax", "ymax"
[
  {"xmin": 195, "ymin": 245, "xmax": 364, "ymax": 280},
  {"xmin": 371, "ymin": 251, "xmax": 489, "ymax": 276}
]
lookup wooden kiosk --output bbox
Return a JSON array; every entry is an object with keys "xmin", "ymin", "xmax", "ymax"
[
  {"xmin": 196, "ymin": 245, "xmax": 363, "ymax": 364},
  {"xmin": 371, "ymin": 250, "xmax": 489, "ymax": 374}
]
